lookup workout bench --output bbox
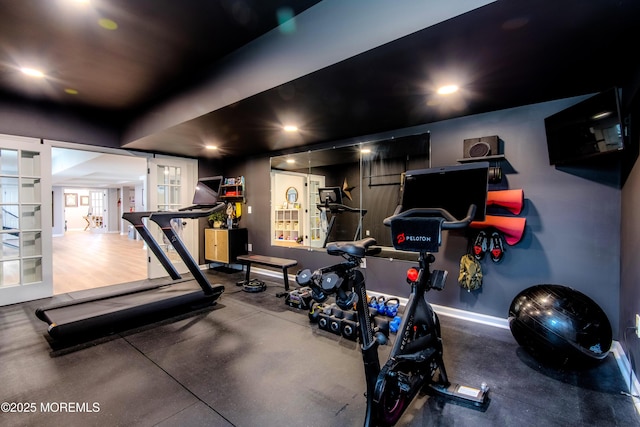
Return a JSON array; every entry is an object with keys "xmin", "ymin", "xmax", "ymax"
[{"xmin": 236, "ymin": 254, "xmax": 298, "ymax": 291}]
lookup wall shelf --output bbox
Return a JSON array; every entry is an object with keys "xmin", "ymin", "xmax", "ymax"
[
  {"xmin": 220, "ymin": 176, "xmax": 245, "ymax": 203},
  {"xmin": 457, "ymin": 154, "xmax": 505, "ymax": 163},
  {"xmin": 274, "ymin": 208, "xmax": 300, "ymax": 243}
]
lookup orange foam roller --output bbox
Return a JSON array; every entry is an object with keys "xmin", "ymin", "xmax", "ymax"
[
  {"xmin": 471, "ymin": 215, "xmax": 526, "ymax": 245},
  {"xmin": 487, "ymin": 189, "xmax": 524, "ymax": 215}
]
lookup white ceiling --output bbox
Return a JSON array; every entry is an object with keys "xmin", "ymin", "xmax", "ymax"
[{"xmin": 51, "ymin": 147, "xmax": 146, "ymax": 189}]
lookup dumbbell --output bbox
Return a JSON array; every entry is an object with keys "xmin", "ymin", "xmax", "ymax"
[
  {"xmin": 389, "ymin": 316, "xmax": 402, "ymax": 334},
  {"xmin": 340, "ymin": 311, "xmax": 359, "ymax": 341}
]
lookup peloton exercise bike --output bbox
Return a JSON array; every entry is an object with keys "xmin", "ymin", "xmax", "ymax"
[{"xmin": 297, "ymin": 163, "xmax": 491, "ymax": 426}]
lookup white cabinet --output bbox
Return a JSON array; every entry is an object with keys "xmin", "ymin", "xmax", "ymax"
[{"xmin": 273, "ymin": 209, "xmax": 300, "ymax": 243}]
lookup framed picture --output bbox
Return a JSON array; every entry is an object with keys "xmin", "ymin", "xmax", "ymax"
[
  {"xmin": 80, "ymin": 195, "xmax": 90, "ymax": 206},
  {"xmin": 64, "ymin": 193, "xmax": 78, "ymax": 207}
]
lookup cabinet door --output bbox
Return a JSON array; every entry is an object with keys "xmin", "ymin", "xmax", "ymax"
[
  {"xmin": 204, "ymin": 229, "xmax": 216, "ymax": 261},
  {"xmin": 205, "ymin": 229, "xmax": 229, "ymax": 263},
  {"xmin": 215, "ymin": 230, "xmax": 229, "ymax": 263}
]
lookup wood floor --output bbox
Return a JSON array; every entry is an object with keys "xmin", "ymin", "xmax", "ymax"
[{"xmin": 52, "ymin": 231, "xmax": 147, "ymax": 294}]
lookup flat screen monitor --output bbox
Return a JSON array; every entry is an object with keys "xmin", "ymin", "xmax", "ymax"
[
  {"xmin": 318, "ymin": 187, "xmax": 343, "ymax": 205},
  {"xmin": 544, "ymin": 88, "xmax": 625, "ymax": 165},
  {"xmin": 399, "ymin": 163, "xmax": 488, "ymax": 221},
  {"xmin": 192, "ymin": 176, "xmax": 223, "ymax": 206}
]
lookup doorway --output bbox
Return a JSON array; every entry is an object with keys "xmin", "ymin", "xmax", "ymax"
[{"xmin": 52, "ymin": 147, "xmax": 148, "ymax": 294}]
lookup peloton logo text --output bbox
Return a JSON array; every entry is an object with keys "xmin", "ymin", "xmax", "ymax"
[{"xmin": 396, "ymin": 233, "xmax": 431, "ymax": 244}]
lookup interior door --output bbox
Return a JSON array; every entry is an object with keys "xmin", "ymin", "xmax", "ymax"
[
  {"xmin": 307, "ymin": 174, "xmax": 326, "ymax": 248},
  {"xmin": 0, "ymin": 134, "xmax": 52, "ymax": 306},
  {"xmin": 89, "ymin": 190, "xmax": 107, "ymax": 233},
  {"xmin": 146, "ymin": 156, "xmax": 197, "ymax": 279}
]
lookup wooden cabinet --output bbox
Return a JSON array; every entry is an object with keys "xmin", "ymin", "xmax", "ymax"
[{"xmin": 205, "ymin": 228, "xmax": 248, "ymax": 264}]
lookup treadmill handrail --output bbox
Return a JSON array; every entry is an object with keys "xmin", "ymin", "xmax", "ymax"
[
  {"xmin": 317, "ymin": 203, "xmax": 368, "ymax": 215},
  {"xmin": 148, "ymin": 207, "xmax": 221, "ymax": 295},
  {"xmin": 123, "ymin": 211, "xmax": 181, "ymax": 280}
]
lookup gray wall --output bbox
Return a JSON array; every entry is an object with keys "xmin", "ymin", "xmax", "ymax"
[
  {"xmin": 221, "ymin": 96, "xmax": 624, "ymax": 337},
  {"xmin": 621, "ymin": 125, "xmax": 640, "ymax": 386}
]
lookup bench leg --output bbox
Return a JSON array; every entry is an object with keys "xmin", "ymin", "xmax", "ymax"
[
  {"xmin": 282, "ymin": 267, "xmax": 290, "ymax": 291},
  {"xmin": 236, "ymin": 262, "xmax": 252, "ymax": 286},
  {"xmin": 245, "ymin": 263, "xmax": 252, "ymax": 283}
]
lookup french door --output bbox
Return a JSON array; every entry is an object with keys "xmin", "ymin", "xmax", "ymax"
[
  {"xmin": 0, "ymin": 134, "xmax": 52, "ymax": 306},
  {"xmin": 146, "ymin": 155, "xmax": 198, "ymax": 279},
  {"xmin": 89, "ymin": 190, "xmax": 107, "ymax": 232}
]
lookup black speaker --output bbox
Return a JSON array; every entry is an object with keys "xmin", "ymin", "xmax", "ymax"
[{"xmin": 463, "ymin": 136, "xmax": 500, "ymax": 158}]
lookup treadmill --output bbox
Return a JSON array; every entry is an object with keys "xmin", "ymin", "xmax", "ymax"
[
  {"xmin": 317, "ymin": 187, "xmax": 367, "ymax": 248},
  {"xmin": 35, "ymin": 176, "xmax": 227, "ymax": 340}
]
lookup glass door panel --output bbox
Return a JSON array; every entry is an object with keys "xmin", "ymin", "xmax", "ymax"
[
  {"xmin": 147, "ymin": 157, "xmax": 196, "ymax": 279},
  {"xmin": 0, "ymin": 135, "xmax": 52, "ymax": 305}
]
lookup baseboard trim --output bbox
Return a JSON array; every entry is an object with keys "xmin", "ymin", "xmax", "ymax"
[
  {"xmin": 252, "ymin": 267, "xmax": 509, "ymax": 330},
  {"xmin": 430, "ymin": 303, "xmax": 510, "ymax": 330},
  {"xmin": 611, "ymin": 341, "xmax": 640, "ymax": 414}
]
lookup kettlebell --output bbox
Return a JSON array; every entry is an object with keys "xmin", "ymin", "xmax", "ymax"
[{"xmin": 382, "ymin": 298, "xmax": 400, "ymax": 317}]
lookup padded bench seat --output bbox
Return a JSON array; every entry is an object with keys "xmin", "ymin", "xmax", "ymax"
[{"xmin": 236, "ymin": 254, "xmax": 298, "ymax": 290}]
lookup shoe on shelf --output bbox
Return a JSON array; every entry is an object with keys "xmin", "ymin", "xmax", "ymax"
[
  {"xmin": 473, "ymin": 231, "xmax": 488, "ymax": 260},
  {"xmin": 490, "ymin": 231, "xmax": 505, "ymax": 263}
]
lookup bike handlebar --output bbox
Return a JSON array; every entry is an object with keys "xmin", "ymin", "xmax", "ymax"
[{"xmin": 382, "ymin": 204, "xmax": 477, "ymax": 230}]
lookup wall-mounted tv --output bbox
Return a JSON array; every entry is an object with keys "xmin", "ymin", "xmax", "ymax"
[{"xmin": 544, "ymin": 88, "xmax": 625, "ymax": 165}]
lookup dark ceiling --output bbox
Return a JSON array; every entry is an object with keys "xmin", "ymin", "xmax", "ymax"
[{"xmin": 1, "ymin": 0, "xmax": 639, "ymax": 160}]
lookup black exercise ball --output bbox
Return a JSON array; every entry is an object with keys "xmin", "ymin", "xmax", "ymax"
[{"xmin": 508, "ymin": 284, "xmax": 612, "ymax": 367}]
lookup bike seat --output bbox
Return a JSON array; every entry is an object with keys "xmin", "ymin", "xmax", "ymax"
[{"xmin": 326, "ymin": 237, "xmax": 378, "ymax": 258}]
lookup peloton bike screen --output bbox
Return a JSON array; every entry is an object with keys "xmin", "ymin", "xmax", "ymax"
[
  {"xmin": 399, "ymin": 162, "xmax": 489, "ymax": 222},
  {"xmin": 192, "ymin": 176, "xmax": 223, "ymax": 206},
  {"xmin": 318, "ymin": 187, "xmax": 343, "ymax": 205}
]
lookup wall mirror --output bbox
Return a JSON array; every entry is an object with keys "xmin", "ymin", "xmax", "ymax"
[
  {"xmin": 286, "ymin": 187, "xmax": 298, "ymax": 203},
  {"xmin": 270, "ymin": 132, "xmax": 430, "ymax": 255}
]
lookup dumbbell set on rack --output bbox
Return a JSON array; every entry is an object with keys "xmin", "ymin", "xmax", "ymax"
[{"xmin": 308, "ymin": 299, "xmax": 402, "ymax": 342}]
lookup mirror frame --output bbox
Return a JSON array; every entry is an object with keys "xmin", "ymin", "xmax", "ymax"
[
  {"xmin": 286, "ymin": 186, "xmax": 298, "ymax": 203},
  {"xmin": 270, "ymin": 131, "xmax": 431, "ymax": 257}
]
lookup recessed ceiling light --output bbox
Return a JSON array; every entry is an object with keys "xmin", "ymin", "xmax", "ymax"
[
  {"xmin": 286, "ymin": 158, "xmax": 295, "ymax": 164},
  {"xmin": 592, "ymin": 111, "xmax": 612, "ymax": 120},
  {"xmin": 21, "ymin": 68, "xmax": 45, "ymax": 78},
  {"xmin": 360, "ymin": 148, "xmax": 371, "ymax": 154},
  {"xmin": 283, "ymin": 125, "xmax": 298, "ymax": 132},
  {"xmin": 437, "ymin": 85, "xmax": 459, "ymax": 95},
  {"xmin": 98, "ymin": 18, "xmax": 118, "ymax": 30},
  {"xmin": 205, "ymin": 145, "xmax": 218, "ymax": 150}
]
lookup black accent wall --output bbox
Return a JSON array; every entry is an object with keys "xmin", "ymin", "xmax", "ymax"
[{"xmin": 222, "ymin": 96, "xmax": 625, "ymax": 339}]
